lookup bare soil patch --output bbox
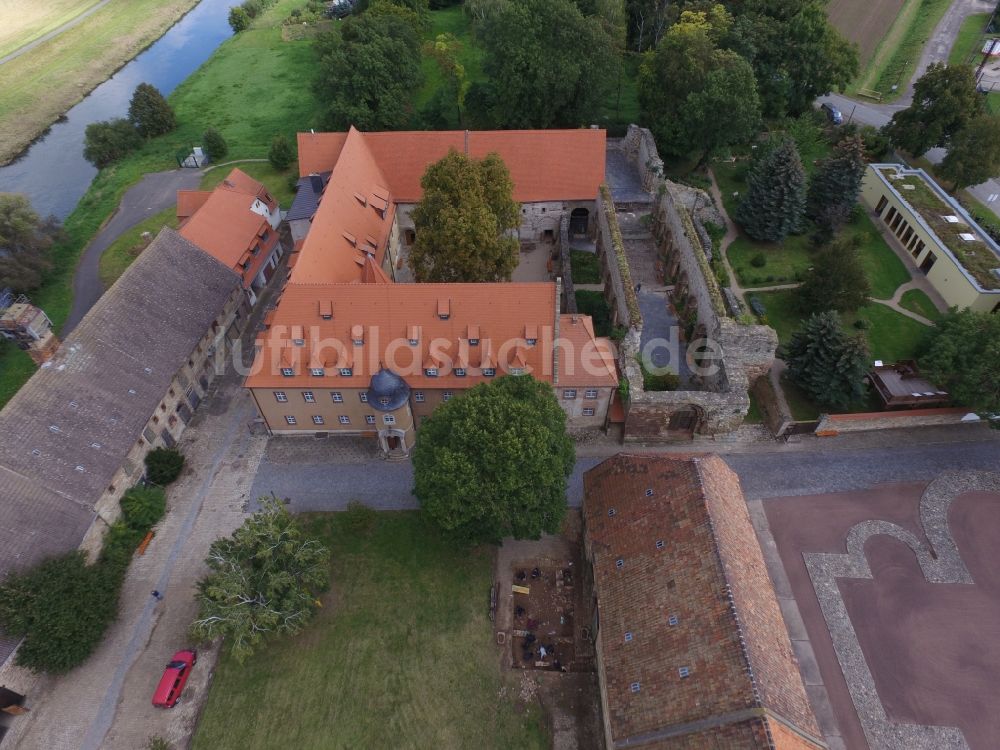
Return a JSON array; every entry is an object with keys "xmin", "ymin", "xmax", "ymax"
[{"xmin": 828, "ymin": 0, "xmax": 905, "ymax": 66}]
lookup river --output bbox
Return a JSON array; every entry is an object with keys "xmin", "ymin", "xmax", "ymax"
[{"xmin": 0, "ymin": 0, "xmax": 235, "ymax": 220}]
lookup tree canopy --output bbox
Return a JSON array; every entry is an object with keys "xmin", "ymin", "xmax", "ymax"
[
  {"xmin": 409, "ymin": 150, "xmax": 520, "ymax": 282},
  {"xmin": 474, "ymin": 0, "xmax": 618, "ymax": 128},
  {"xmin": 412, "ymin": 375, "xmax": 575, "ymax": 545},
  {"xmin": 83, "ymin": 118, "xmax": 142, "ymax": 169},
  {"xmin": 937, "ymin": 114, "xmax": 1000, "ymax": 190},
  {"xmin": 796, "ymin": 234, "xmax": 871, "ymax": 315},
  {"xmin": 202, "ymin": 128, "xmax": 228, "ymax": 161},
  {"xmin": 639, "ymin": 6, "xmax": 760, "ymax": 158},
  {"xmin": 268, "ymin": 134, "xmax": 294, "ymax": 170},
  {"xmin": 785, "ymin": 310, "xmax": 869, "ymax": 411},
  {"xmin": 884, "ymin": 63, "xmax": 985, "ymax": 157},
  {"xmin": 920, "ymin": 309, "xmax": 1000, "ymax": 418},
  {"xmin": 735, "ymin": 137, "xmax": 806, "ymax": 242},
  {"xmin": 806, "ymin": 133, "xmax": 867, "ymax": 238},
  {"xmin": 128, "ymin": 83, "xmax": 176, "ymax": 139},
  {"xmin": 0, "ymin": 194, "xmax": 61, "ymax": 293},
  {"xmin": 314, "ymin": 2, "xmax": 424, "ymax": 131},
  {"xmin": 192, "ymin": 497, "xmax": 330, "ymax": 663}
]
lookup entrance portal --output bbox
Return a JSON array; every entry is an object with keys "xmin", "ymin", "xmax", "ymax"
[{"xmin": 569, "ymin": 207, "xmax": 589, "ymax": 236}]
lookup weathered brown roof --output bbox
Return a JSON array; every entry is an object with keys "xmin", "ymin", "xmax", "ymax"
[
  {"xmin": 584, "ymin": 454, "xmax": 823, "ymax": 749},
  {"xmin": 0, "ymin": 227, "xmax": 239, "ymax": 516}
]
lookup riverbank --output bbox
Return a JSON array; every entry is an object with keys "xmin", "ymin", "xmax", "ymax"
[
  {"xmin": 0, "ymin": 0, "xmax": 321, "ymax": 406},
  {"xmin": 0, "ymin": 0, "xmax": 201, "ymax": 166}
]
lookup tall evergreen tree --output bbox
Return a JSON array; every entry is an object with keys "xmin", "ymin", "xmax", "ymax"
[
  {"xmin": 127, "ymin": 83, "xmax": 175, "ymax": 138},
  {"xmin": 785, "ymin": 310, "xmax": 869, "ymax": 411},
  {"xmin": 884, "ymin": 63, "xmax": 984, "ymax": 157},
  {"xmin": 806, "ymin": 134, "xmax": 867, "ymax": 238},
  {"xmin": 735, "ymin": 137, "xmax": 806, "ymax": 242},
  {"xmin": 796, "ymin": 235, "xmax": 870, "ymax": 315}
]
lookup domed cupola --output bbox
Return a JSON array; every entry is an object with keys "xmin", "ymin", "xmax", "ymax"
[{"xmin": 365, "ymin": 367, "xmax": 410, "ymax": 411}]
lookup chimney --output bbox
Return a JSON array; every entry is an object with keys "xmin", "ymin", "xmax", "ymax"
[{"xmin": 309, "ymin": 173, "xmax": 324, "ymax": 195}]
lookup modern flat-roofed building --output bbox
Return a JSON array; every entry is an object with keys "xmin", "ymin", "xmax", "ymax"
[{"xmin": 861, "ymin": 164, "xmax": 1000, "ymax": 313}]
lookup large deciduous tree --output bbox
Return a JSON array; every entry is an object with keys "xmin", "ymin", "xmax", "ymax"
[
  {"xmin": 884, "ymin": 63, "xmax": 985, "ymax": 157},
  {"xmin": 937, "ymin": 114, "xmax": 1000, "ymax": 190},
  {"xmin": 796, "ymin": 235, "xmax": 871, "ymax": 315},
  {"xmin": 785, "ymin": 310, "xmax": 870, "ymax": 411},
  {"xmin": 191, "ymin": 497, "xmax": 330, "ymax": 663},
  {"xmin": 920, "ymin": 309, "xmax": 1000, "ymax": 418},
  {"xmin": 314, "ymin": 2, "xmax": 423, "ymax": 131},
  {"xmin": 735, "ymin": 137, "xmax": 806, "ymax": 242},
  {"xmin": 806, "ymin": 134, "xmax": 867, "ymax": 239},
  {"xmin": 639, "ymin": 6, "xmax": 760, "ymax": 158},
  {"xmin": 83, "ymin": 118, "xmax": 142, "ymax": 168},
  {"xmin": 128, "ymin": 83, "xmax": 176, "ymax": 139},
  {"xmin": 728, "ymin": 0, "xmax": 857, "ymax": 117},
  {"xmin": 412, "ymin": 375, "xmax": 575, "ymax": 545},
  {"xmin": 0, "ymin": 194, "xmax": 61, "ymax": 293},
  {"xmin": 476, "ymin": 0, "xmax": 617, "ymax": 128},
  {"xmin": 409, "ymin": 150, "xmax": 520, "ymax": 282}
]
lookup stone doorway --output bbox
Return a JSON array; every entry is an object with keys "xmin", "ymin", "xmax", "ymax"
[{"xmin": 569, "ymin": 207, "xmax": 589, "ymax": 236}]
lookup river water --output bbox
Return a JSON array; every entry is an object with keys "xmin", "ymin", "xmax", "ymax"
[{"xmin": 0, "ymin": 0, "xmax": 235, "ymax": 220}]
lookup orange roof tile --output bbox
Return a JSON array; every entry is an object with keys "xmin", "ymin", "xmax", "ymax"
[
  {"xmin": 289, "ymin": 128, "xmax": 396, "ymax": 285},
  {"xmin": 557, "ymin": 315, "xmax": 618, "ymax": 387},
  {"xmin": 296, "ymin": 129, "xmax": 606, "ymax": 203},
  {"xmin": 218, "ymin": 167, "xmax": 272, "ymax": 203},
  {"xmin": 176, "ymin": 190, "xmax": 211, "ymax": 223},
  {"xmin": 178, "ymin": 189, "xmax": 272, "ymax": 284}
]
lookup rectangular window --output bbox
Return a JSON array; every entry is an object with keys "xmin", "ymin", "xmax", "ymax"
[
  {"xmin": 912, "ymin": 239, "xmax": 925, "ymax": 259},
  {"xmin": 303, "ymin": 391, "xmax": 316, "ymax": 403},
  {"xmin": 285, "ymin": 415, "xmax": 297, "ymax": 425},
  {"xmin": 339, "ymin": 368, "xmax": 353, "ymax": 377},
  {"xmin": 383, "ymin": 415, "xmax": 396, "ymax": 425},
  {"xmin": 482, "ymin": 367, "xmax": 495, "ymax": 377},
  {"xmin": 563, "ymin": 389, "xmax": 577, "ymax": 399},
  {"xmin": 469, "ymin": 338, "xmax": 479, "ymax": 346},
  {"xmin": 365, "ymin": 415, "xmax": 376, "ymax": 425},
  {"xmin": 526, "ymin": 338, "xmax": 537, "ymax": 346},
  {"xmin": 331, "ymin": 392, "xmax": 343, "ymax": 403},
  {"xmin": 891, "ymin": 213, "xmax": 903, "ymax": 231},
  {"xmin": 312, "ymin": 415, "xmax": 325, "ymax": 425},
  {"xmin": 895, "ymin": 220, "xmax": 908, "ymax": 238},
  {"xmin": 454, "ymin": 368, "xmax": 466, "ymax": 377},
  {"xmin": 339, "ymin": 415, "xmax": 351, "ymax": 425},
  {"xmin": 901, "ymin": 226, "xmax": 914, "ymax": 245},
  {"xmin": 884, "ymin": 206, "xmax": 897, "ymax": 224},
  {"xmin": 274, "ymin": 391, "xmax": 287, "ymax": 403},
  {"xmin": 310, "ymin": 368, "xmax": 325, "ymax": 377},
  {"xmin": 583, "ymin": 407, "xmax": 596, "ymax": 416},
  {"xmin": 584, "ymin": 389, "xmax": 598, "ymax": 399},
  {"xmin": 281, "ymin": 368, "xmax": 294, "ymax": 377},
  {"xmin": 443, "ymin": 391, "xmax": 453, "ymax": 402},
  {"xmin": 414, "ymin": 391, "xmax": 425, "ymax": 402},
  {"xmin": 875, "ymin": 195, "xmax": 888, "ymax": 216},
  {"xmin": 359, "ymin": 392, "xmax": 368, "ymax": 403},
  {"xmin": 425, "ymin": 368, "xmax": 438, "ymax": 377},
  {"xmin": 509, "ymin": 368, "xmax": 524, "ymax": 376}
]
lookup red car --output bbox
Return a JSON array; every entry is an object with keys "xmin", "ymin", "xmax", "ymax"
[{"xmin": 152, "ymin": 649, "xmax": 197, "ymax": 708}]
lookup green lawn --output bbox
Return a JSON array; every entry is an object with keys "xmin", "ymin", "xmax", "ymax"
[
  {"xmin": 200, "ymin": 161, "xmax": 298, "ymax": 208},
  {"xmin": 414, "ymin": 7, "xmax": 487, "ymax": 125},
  {"xmin": 898, "ymin": 288, "xmax": 943, "ymax": 321},
  {"xmin": 596, "ymin": 53, "xmax": 641, "ymax": 136},
  {"xmin": 569, "ymin": 248, "xmax": 601, "ymax": 284},
  {"xmin": 192, "ymin": 512, "xmax": 548, "ymax": 750},
  {"xmin": 948, "ymin": 13, "xmax": 994, "ymax": 64},
  {"xmin": 0, "ymin": 0, "xmax": 322, "ymax": 408},
  {"xmin": 98, "ymin": 207, "xmax": 178, "ymax": 287},
  {"xmin": 852, "ymin": 211, "xmax": 910, "ymax": 299},
  {"xmin": 728, "ymin": 236, "xmax": 812, "ymax": 287},
  {"xmin": 779, "ymin": 374, "xmax": 822, "ymax": 421},
  {"xmin": 575, "ymin": 290, "xmax": 612, "ymax": 336}
]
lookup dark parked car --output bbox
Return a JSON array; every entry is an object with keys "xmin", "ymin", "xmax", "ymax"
[{"xmin": 821, "ymin": 102, "xmax": 843, "ymax": 125}]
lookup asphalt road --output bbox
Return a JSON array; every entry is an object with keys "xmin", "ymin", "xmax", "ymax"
[
  {"xmin": 64, "ymin": 168, "xmax": 201, "ymax": 333},
  {"xmin": 250, "ymin": 427, "xmax": 1000, "ymax": 510}
]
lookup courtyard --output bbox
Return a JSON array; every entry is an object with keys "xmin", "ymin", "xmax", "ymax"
[{"xmin": 761, "ymin": 472, "xmax": 1000, "ymax": 750}]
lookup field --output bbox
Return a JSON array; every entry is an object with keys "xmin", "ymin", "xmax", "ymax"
[
  {"xmin": 0, "ymin": 0, "xmax": 103, "ymax": 59},
  {"xmin": 192, "ymin": 512, "xmax": 548, "ymax": 750},
  {"xmin": 0, "ymin": 0, "xmax": 200, "ymax": 165},
  {"xmin": 948, "ymin": 13, "xmax": 995, "ymax": 64},
  {"xmin": 828, "ymin": 0, "xmax": 904, "ymax": 67},
  {"xmin": 0, "ymin": 0, "xmax": 322, "ymax": 407}
]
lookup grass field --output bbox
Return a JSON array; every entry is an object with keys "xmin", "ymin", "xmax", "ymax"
[
  {"xmin": 828, "ymin": 0, "xmax": 904, "ymax": 67},
  {"xmin": 98, "ymin": 207, "xmax": 178, "ymax": 287},
  {"xmin": 414, "ymin": 6, "xmax": 487, "ymax": 126},
  {"xmin": 0, "ymin": 0, "xmax": 103, "ymax": 59},
  {"xmin": 948, "ymin": 13, "xmax": 995, "ymax": 64},
  {"xmin": 192, "ymin": 512, "xmax": 548, "ymax": 750},
  {"xmin": 0, "ymin": 0, "xmax": 200, "ymax": 165},
  {"xmin": 0, "ymin": 0, "xmax": 321, "ymax": 407},
  {"xmin": 899, "ymin": 288, "xmax": 944, "ymax": 320}
]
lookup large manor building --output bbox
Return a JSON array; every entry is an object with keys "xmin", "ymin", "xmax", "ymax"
[{"xmin": 248, "ymin": 127, "xmax": 618, "ymax": 456}]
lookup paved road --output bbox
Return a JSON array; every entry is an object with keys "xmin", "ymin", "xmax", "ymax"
[
  {"xmin": 251, "ymin": 426, "xmax": 1000, "ymax": 509},
  {"xmin": 0, "ymin": 0, "xmax": 115, "ymax": 66},
  {"xmin": 64, "ymin": 169, "xmax": 202, "ymax": 333}
]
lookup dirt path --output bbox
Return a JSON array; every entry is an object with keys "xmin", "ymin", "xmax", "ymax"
[
  {"xmin": 706, "ymin": 168, "xmax": 744, "ymax": 299},
  {"xmin": 0, "ymin": 0, "xmax": 114, "ymax": 66}
]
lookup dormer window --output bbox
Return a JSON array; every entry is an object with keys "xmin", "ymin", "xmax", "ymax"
[
  {"xmin": 437, "ymin": 299, "xmax": 450, "ymax": 320},
  {"xmin": 525, "ymin": 324, "xmax": 538, "ymax": 346},
  {"xmin": 407, "ymin": 325, "xmax": 420, "ymax": 346},
  {"xmin": 351, "ymin": 325, "xmax": 364, "ymax": 346},
  {"xmin": 281, "ymin": 367, "xmax": 294, "ymax": 377},
  {"xmin": 482, "ymin": 367, "xmax": 495, "ymax": 377},
  {"xmin": 310, "ymin": 368, "xmax": 325, "ymax": 376},
  {"xmin": 379, "ymin": 396, "xmax": 390, "ymax": 407},
  {"xmin": 291, "ymin": 325, "xmax": 305, "ymax": 346},
  {"xmin": 339, "ymin": 367, "xmax": 353, "ymax": 376},
  {"xmin": 509, "ymin": 367, "xmax": 524, "ymax": 376},
  {"xmin": 467, "ymin": 324, "xmax": 480, "ymax": 345},
  {"xmin": 425, "ymin": 367, "xmax": 438, "ymax": 377},
  {"xmin": 318, "ymin": 300, "xmax": 333, "ymax": 320},
  {"xmin": 454, "ymin": 368, "xmax": 466, "ymax": 377},
  {"xmin": 354, "ymin": 192, "xmax": 367, "ymax": 206},
  {"xmin": 469, "ymin": 338, "xmax": 479, "ymax": 346}
]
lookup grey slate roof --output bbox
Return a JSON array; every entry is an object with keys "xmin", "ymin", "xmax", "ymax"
[{"xmin": 286, "ymin": 172, "xmax": 330, "ymax": 222}]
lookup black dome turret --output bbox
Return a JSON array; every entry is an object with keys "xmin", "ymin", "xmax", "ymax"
[{"xmin": 366, "ymin": 367, "xmax": 410, "ymax": 411}]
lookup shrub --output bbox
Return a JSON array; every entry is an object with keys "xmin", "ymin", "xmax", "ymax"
[
  {"xmin": 569, "ymin": 249, "xmax": 600, "ymax": 284},
  {"xmin": 100, "ymin": 521, "xmax": 147, "ymax": 574},
  {"xmin": 145, "ymin": 448, "xmax": 184, "ymax": 485},
  {"xmin": 853, "ymin": 318, "xmax": 870, "ymax": 330},
  {"xmin": 121, "ymin": 486, "xmax": 167, "ymax": 529},
  {"xmin": 750, "ymin": 253, "xmax": 766, "ymax": 268},
  {"xmin": 83, "ymin": 118, "xmax": 142, "ymax": 168},
  {"xmin": 575, "ymin": 290, "xmax": 612, "ymax": 336},
  {"xmin": 229, "ymin": 6, "xmax": 251, "ymax": 32},
  {"xmin": 639, "ymin": 359, "xmax": 680, "ymax": 391},
  {"xmin": 202, "ymin": 128, "xmax": 228, "ymax": 161},
  {"xmin": 268, "ymin": 134, "xmax": 295, "ymax": 170}
]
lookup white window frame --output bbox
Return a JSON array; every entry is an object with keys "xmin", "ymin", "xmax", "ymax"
[
  {"xmin": 582, "ymin": 407, "xmax": 595, "ymax": 417},
  {"xmin": 339, "ymin": 368, "xmax": 353, "ymax": 376},
  {"xmin": 365, "ymin": 415, "xmax": 376, "ymax": 425},
  {"xmin": 584, "ymin": 389, "xmax": 598, "ymax": 399},
  {"xmin": 310, "ymin": 368, "xmax": 325, "ymax": 377},
  {"xmin": 303, "ymin": 391, "xmax": 316, "ymax": 403},
  {"xmin": 338, "ymin": 415, "xmax": 351, "ymax": 425},
  {"xmin": 563, "ymin": 389, "xmax": 577, "ymax": 399},
  {"xmin": 443, "ymin": 391, "xmax": 453, "ymax": 401},
  {"xmin": 482, "ymin": 367, "xmax": 495, "ymax": 377},
  {"xmin": 359, "ymin": 392, "xmax": 368, "ymax": 403},
  {"xmin": 425, "ymin": 367, "xmax": 438, "ymax": 377},
  {"xmin": 274, "ymin": 391, "xmax": 288, "ymax": 403},
  {"xmin": 285, "ymin": 415, "xmax": 297, "ymax": 425},
  {"xmin": 414, "ymin": 391, "xmax": 425, "ymax": 402},
  {"xmin": 281, "ymin": 367, "xmax": 294, "ymax": 377},
  {"xmin": 331, "ymin": 392, "xmax": 343, "ymax": 403},
  {"xmin": 383, "ymin": 414, "xmax": 396, "ymax": 425},
  {"xmin": 312, "ymin": 415, "xmax": 325, "ymax": 425}
]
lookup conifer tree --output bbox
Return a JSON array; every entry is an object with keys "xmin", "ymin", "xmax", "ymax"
[
  {"xmin": 806, "ymin": 134, "xmax": 867, "ymax": 237},
  {"xmin": 736, "ymin": 138, "xmax": 806, "ymax": 242},
  {"xmin": 785, "ymin": 310, "xmax": 869, "ymax": 411}
]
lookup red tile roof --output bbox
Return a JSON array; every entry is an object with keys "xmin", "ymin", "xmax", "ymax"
[
  {"xmin": 584, "ymin": 454, "xmax": 823, "ymax": 749},
  {"xmin": 297, "ymin": 128, "xmax": 606, "ymax": 203},
  {"xmin": 557, "ymin": 315, "xmax": 617, "ymax": 387},
  {"xmin": 176, "ymin": 190, "xmax": 211, "ymax": 222}
]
